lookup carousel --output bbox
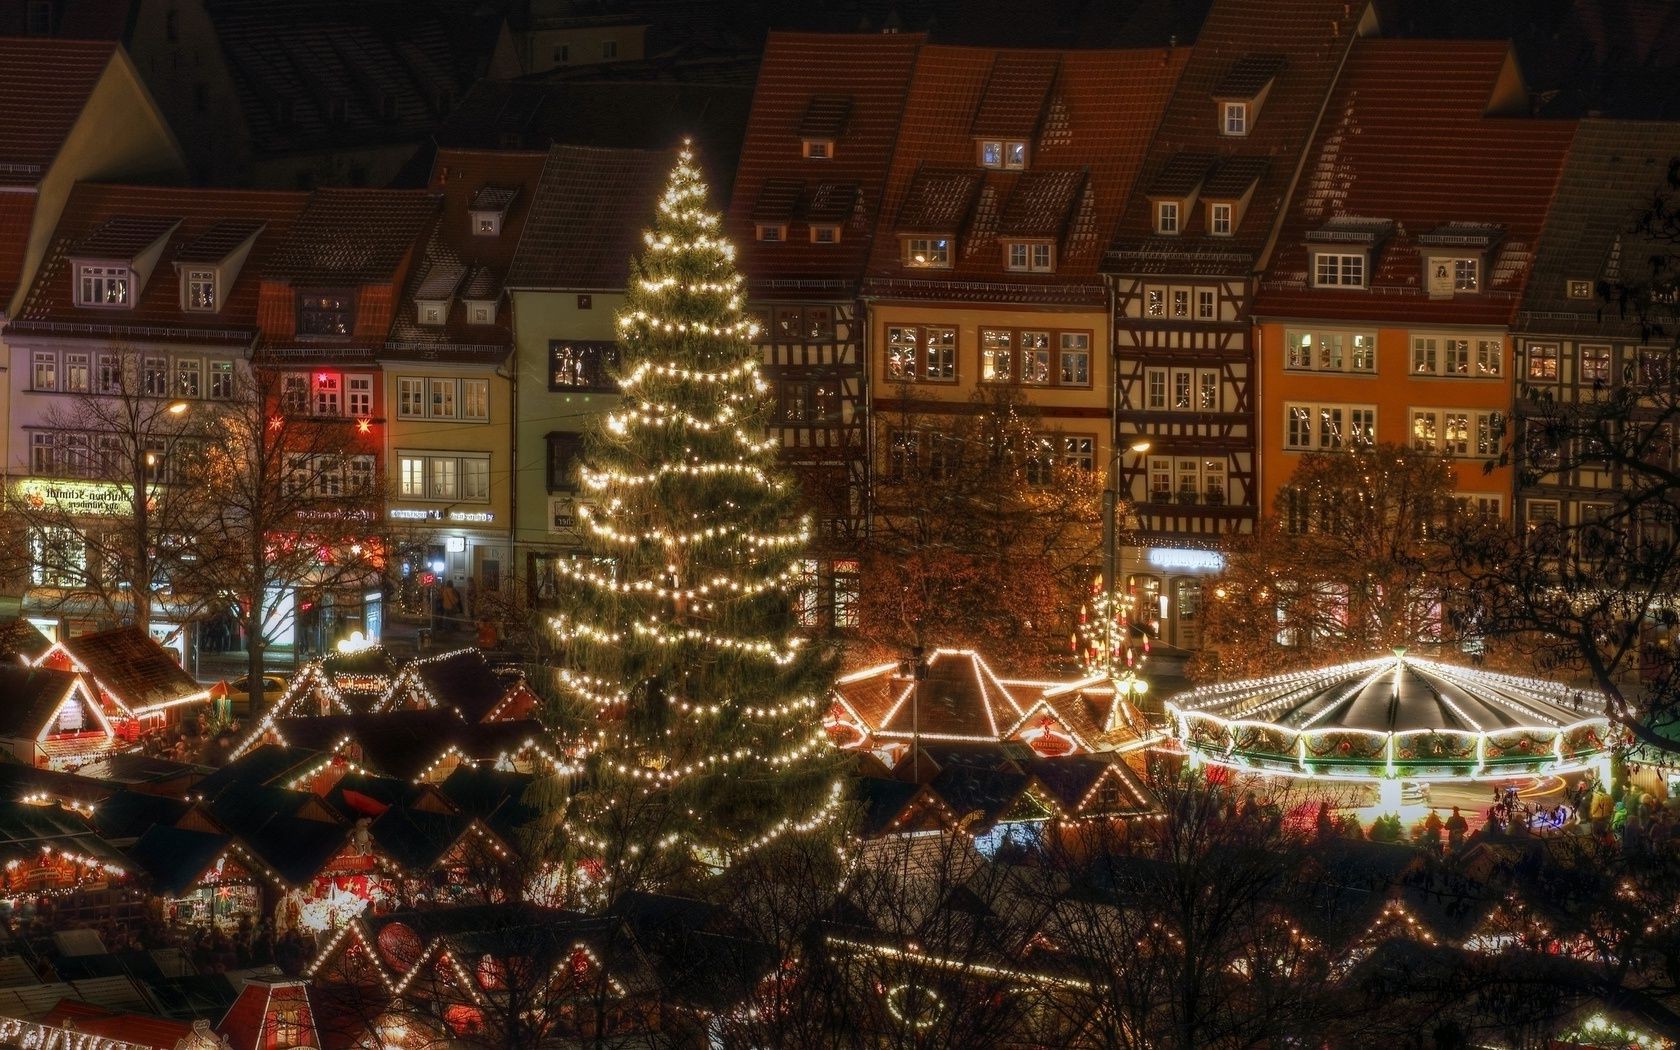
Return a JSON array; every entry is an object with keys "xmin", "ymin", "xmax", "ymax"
[{"xmin": 1166, "ymin": 651, "xmax": 1616, "ymax": 809}]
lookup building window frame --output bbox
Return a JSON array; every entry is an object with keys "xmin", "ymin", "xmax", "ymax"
[
  {"xmin": 885, "ymin": 325, "xmax": 957, "ymax": 384},
  {"xmin": 1284, "ymin": 402, "xmax": 1376, "ymax": 451},
  {"xmin": 1312, "ymin": 252, "xmax": 1366, "ymax": 288},
  {"xmin": 75, "ymin": 264, "xmax": 131, "ymax": 308},
  {"xmin": 904, "ymin": 237, "xmax": 952, "ymax": 269}
]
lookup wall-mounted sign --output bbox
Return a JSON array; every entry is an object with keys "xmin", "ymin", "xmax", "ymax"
[
  {"xmin": 1146, "ymin": 547, "xmax": 1225, "ymax": 573},
  {"xmin": 447, "ymin": 510, "xmax": 494, "ymax": 524},
  {"xmin": 549, "ymin": 497, "xmax": 587, "ymax": 535},
  {"xmin": 388, "ymin": 508, "xmax": 441, "ymax": 522},
  {"xmin": 9, "ymin": 479, "xmax": 135, "ymax": 517}
]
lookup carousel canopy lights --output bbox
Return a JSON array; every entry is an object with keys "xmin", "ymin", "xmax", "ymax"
[{"xmin": 1166, "ymin": 652, "xmax": 1615, "ymax": 782}]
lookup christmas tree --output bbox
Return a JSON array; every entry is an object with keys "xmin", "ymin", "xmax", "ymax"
[{"xmin": 545, "ymin": 145, "xmax": 843, "ymax": 893}]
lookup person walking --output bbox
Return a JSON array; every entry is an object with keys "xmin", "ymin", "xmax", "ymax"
[{"xmin": 439, "ymin": 580, "xmax": 462, "ymax": 631}]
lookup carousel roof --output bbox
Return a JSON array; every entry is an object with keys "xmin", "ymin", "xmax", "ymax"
[{"xmin": 1173, "ymin": 653, "xmax": 1595, "ymax": 735}]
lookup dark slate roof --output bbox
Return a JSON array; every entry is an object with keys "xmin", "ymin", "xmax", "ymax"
[
  {"xmin": 1519, "ymin": 118, "xmax": 1680, "ymax": 335},
  {"xmin": 191, "ymin": 745, "xmax": 324, "ymax": 800},
  {"xmin": 854, "ymin": 776, "xmax": 925, "ymax": 837},
  {"xmin": 65, "ymin": 625, "xmax": 203, "ymax": 712},
  {"xmin": 0, "ymin": 617, "xmax": 52, "ymax": 662},
  {"xmin": 997, "ymin": 168, "xmax": 1088, "ymax": 238},
  {"xmin": 866, "ymin": 43, "xmax": 1187, "ymax": 303},
  {"xmin": 1145, "ymin": 151, "xmax": 1216, "ymax": 197},
  {"xmin": 126, "ymin": 826, "xmax": 230, "ymax": 896},
  {"xmin": 263, "ymin": 189, "xmax": 439, "ymax": 283},
  {"xmin": 436, "ymin": 765, "xmax": 536, "ymax": 825},
  {"xmin": 0, "ymin": 665, "xmax": 83, "ymax": 737},
  {"xmin": 202, "ymin": 0, "xmax": 463, "ymax": 160},
  {"xmin": 0, "ymin": 38, "xmax": 116, "ymax": 186},
  {"xmin": 804, "ymin": 181, "xmax": 860, "ymax": 225},
  {"xmin": 12, "ymin": 184, "xmax": 305, "ymax": 339},
  {"xmin": 1213, "ymin": 53, "xmax": 1286, "ymax": 98},
  {"xmin": 504, "ymin": 143, "xmax": 675, "ymax": 291},
  {"xmin": 404, "ymin": 648, "xmax": 511, "ymax": 723},
  {"xmin": 73, "ymin": 216, "xmax": 179, "ymax": 258},
  {"xmin": 1255, "ymin": 40, "xmax": 1577, "ymax": 326},
  {"xmin": 971, "ymin": 53, "xmax": 1059, "ymax": 138},
  {"xmin": 729, "ymin": 32, "xmax": 924, "ymax": 294},
  {"xmin": 320, "ymin": 772, "xmax": 428, "ymax": 821},
  {"xmin": 1201, "ymin": 155, "xmax": 1269, "ymax": 199},
  {"xmin": 1107, "ymin": 0, "xmax": 1371, "ymax": 275},
  {"xmin": 751, "ymin": 177, "xmax": 802, "ymax": 224},
  {"xmin": 242, "ymin": 815, "xmax": 348, "ymax": 886},
  {"xmin": 89, "ymin": 789, "xmax": 192, "ymax": 842},
  {"xmin": 799, "ymin": 94, "xmax": 854, "ymax": 139},
  {"xmin": 367, "ymin": 806, "xmax": 470, "ymax": 871},
  {"xmin": 894, "ymin": 165, "xmax": 983, "ymax": 233},
  {"xmin": 468, "ymin": 184, "xmax": 518, "ymax": 212}
]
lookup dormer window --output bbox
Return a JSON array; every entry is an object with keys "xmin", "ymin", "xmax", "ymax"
[
  {"xmin": 1222, "ymin": 102, "xmax": 1248, "ymax": 136},
  {"xmin": 979, "ymin": 140, "xmax": 1028, "ymax": 170},
  {"xmin": 756, "ymin": 224, "xmax": 786, "ymax": 242},
  {"xmin": 76, "ymin": 264, "xmax": 130, "ymax": 308},
  {"xmin": 465, "ymin": 299, "xmax": 497, "ymax": 325},
  {"xmin": 1313, "ymin": 251, "xmax": 1366, "ymax": 288},
  {"xmin": 473, "ymin": 212, "xmax": 501, "ymax": 237},
  {"xmin": 184, "ymin": 269, "xmax": 217, "ymax": 311},
  {"xmin": 905, "ymin": 237, "xmax": 951, "ymax": 268},
  {"xmin": 1155, "ymin": 201, "xmax": 1180, "ymax": 235},
  {"xmin": 417, "ymin": 300, "xmax": 448, "ymax": 326},
  {"xmin": 1426, "ymin": 256, "xmax": 1480, "ymax": 297},
  {"xmin": 1208, "ymin": 203, "xmax": 1233, "ymax": 236},
  {"xmin": 802, "ymin": 139, "xmax": 833, "ymax": 159},
  {"xmin": 1567, "ymin": 279, "xmax": 1592, "ymax": 300},
  {"xmin": 810, "ymin": 225, "xmax": 841, "ymax": 245},
  {"xmin": 468, "ymin": 185, "xmax": 517, "ymax": 238},
  {"xmin": 1005, "ymin": 241, "xmax": 1053, "ymax": 272}
]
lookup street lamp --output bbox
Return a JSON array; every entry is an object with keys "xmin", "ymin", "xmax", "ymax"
[
  {"xmin": 167, "ymin": 401, "xmax": 189, "ymax": 415},
  {"xmin": 1101, "ymin": 439, "xmax": 1152, "ymax": 679}
]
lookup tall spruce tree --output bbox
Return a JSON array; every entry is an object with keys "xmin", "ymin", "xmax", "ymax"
[{"xmin": 544, "ymin": 145, "xmax": 842, "ymax": 894}]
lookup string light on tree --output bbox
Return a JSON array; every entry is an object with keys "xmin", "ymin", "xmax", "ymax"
[{"xmin": 541, "ymin": 141, "xmax": 842, "ymax": 891}]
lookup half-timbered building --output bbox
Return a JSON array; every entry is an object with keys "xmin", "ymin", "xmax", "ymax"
[
  {"xmin": 1103, "ymin": 0, "xmax": 1374, "ymax": 648},
  {"xmin": 1253, "ymin": 41, "xmax": 1575, "ymax": 531},
  {"xmin": 728, "ymin": 31, "xmax": 924, "ymax": 633}
]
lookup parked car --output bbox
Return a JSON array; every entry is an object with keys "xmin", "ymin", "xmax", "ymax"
[{"xmin": 217, "ymin": 673, "xmax": 290, "ymax": 718}]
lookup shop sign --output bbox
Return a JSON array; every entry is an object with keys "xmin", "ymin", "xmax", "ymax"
[
  {"xmin": 1146, "ymin": 547, "xmax": 1225, "ymax": 573},
  {"xmin": 448, "ymin": 510, "xmax": 494, "ymax": 524},
  {"xmin": 10, "ymin": 479, "xmax": 136, "ymax": 517}
]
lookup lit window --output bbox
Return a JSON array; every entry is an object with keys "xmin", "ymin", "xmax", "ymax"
[
  {"xmin": 1313, "ymin": 253, "xmax": 1365, "ymax": 288},
  {"xmin": 810, "ymin": 225, "xmax": 840, "ymax": 244},
  {"xmin": 1209, "ymin": 203, "xmax": 1232, "ymax": 235},
  {"xmin": 756, "ymin": 224, "xmax": 786, "ymax": 242},
  {"xmin": 1581, "ymin": 345, "xmax": 1612, "ymax": 383},
  {"xmin": 462, "ymin": 379, "xmax": 489, "ymax": 421},
  {"xmin": 1156, "ymin": 201, "xmax": 1179, "ymax": 235},
  {"xmin": 1284, "ymin": 331, "xmax": 1377, "ymax": 373},
  {"xmin": 1285, "ymin": 402, "xmax": 1376, "ymax": 450},
  {"xmin": 802, "ymin": 139, "xmax": 832, "ymax": 159},
  {"xmin": 314, "ymin": 374, "xmax": 341, "ymax": 416},
  {"xmin": 31, "ymin": 352, "xmax": 55, "ymax": 392},
  {"xmin": 185, "ymin": 269, "xmax": 216, "ymax": 311},
  {"xmin": 429, "ymin": 378, "xmax": 455, "ymax": 419},
  {"xmin": 885, "ymin": 325, "xmax": 956, "ymax": 382},
  {"xmin": 418, "ymin": 300, "xmax": 447, "ymax": 325},
  {"xmin": 1222, "ymin": 101, "xmax": 1247, "ymax": 136},
  {"xmin": 1004, "ymin": 241, "xmax": 1053, "ymax": 272},
  {"xmin": 76, "ymin": 265, "xmax": 130, "ymax": 308},
  {"xmin": 64, "ymin": 354, "xmax": 89, "ymax": 393},
  {"xmin": 980, "ymin": 140, "xmax": 1003, "ymax": 167},
  {"xmin": 905, "ymin": 238, "xmax": 951, "ymax": 268},
  {"xmin": 176, "ymin": 359, "xmax": 202, "ymax": 399},
  {"xmin": 143, "ymin": 357, "xmax": 168, "ymax": 397},
  {"xmin": 1527, "ymin": 344, "xmax": 1559, "ymax": 382},
  {"xmin": 347, "ymin": 374, "xmax": 372, "ymax": 416},
  {"xmin": 1454, "ymin": 258, "xmax": 1479, "ymax": 291},
  {"xmin": 209, "ymin": 361, "xmax": 235, "ymax": 399}
]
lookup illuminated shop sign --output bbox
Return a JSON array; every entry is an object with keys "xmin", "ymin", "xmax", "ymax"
[
  {"xmin": 1146, "ymin": 548, "xmax": 1225, "ymax": 573},
  {"xmin": 9, "ymin": 479, "xmax": 135, "ymax": 517}
]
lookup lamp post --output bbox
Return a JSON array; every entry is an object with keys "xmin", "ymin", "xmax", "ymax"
[{"xmin": 1102, "ymin": 439, "xmax": 1152, "ymax": 678}]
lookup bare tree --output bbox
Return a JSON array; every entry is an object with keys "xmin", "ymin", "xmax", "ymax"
[{"xmin": 12, "ymin": 347, "xmax": 213, "ymax": 634}]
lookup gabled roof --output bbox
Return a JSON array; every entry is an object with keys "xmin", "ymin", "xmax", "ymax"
[
  {"xmin": 263, "ymin": 189, "xmax": 439, "ymax": 284},
  {"xmin": 505, "ymin": 143, "xmax": 677, "ymax": 291},
  {"xmin": 126, "ymin": 826, "xmax": 232, "ymax": 896},
  {"xmin": 867, "ymin": 44, "xmax": 1188, "ymax": 304},
  {"xmin": 1519, "ymin": 118, "xmax": 1680, "ymax": 335},
  {"xmin": 0, "ymin": 38, "xmax": 116, "ymax": 187},
  {"xmin": 1255, "ymin": 40, "xmax": 1577, "ymax": 326},
  {"xmin": 12, "ymin": 183, "xmax": 306, "ymax": 340},
  {"xmin": 385, "ymin": 647, "xmax": 519, "ymax": 723},
  {"xmin": 1213, "ymin": 53, "xmax": 1286, "ymax": 99},
  {"xmin": 1107, "ymin": 0, "xmax": 1373, "ymax": 276},
  {"xmin": 0, "ymin": 665, "xmax": 94, "ymax": 739},
  {"xmin": 0, "ymin": 617, "xmax": 53, "ymax": 663},
  {"xmin": 729, "ymin": 32, "xmax": 924, "ymax": 294},
  {"xmin": 60, "ymin": 625, "xmax": 207, "ymax": 715}
]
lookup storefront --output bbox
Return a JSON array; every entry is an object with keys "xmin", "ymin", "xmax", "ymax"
[{"xmin": 1119, "ymin": 545, "xmax": 1225, "ymax": 650}]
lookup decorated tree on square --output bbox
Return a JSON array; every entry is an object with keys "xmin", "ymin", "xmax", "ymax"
[{"xmin": 541, "ymin": 144, "xmax": 842, "ymax": 896}]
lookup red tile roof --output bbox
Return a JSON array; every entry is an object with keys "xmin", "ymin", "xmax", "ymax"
[
  {"xmin": 11, "ymin": 183, "xmax": 306, "ymax": 340},
  {"xmin": 0, "ymin": 191, "xmax": 38, "ymax": 310},
  {"xmin": 265, "ymin": 189, "xmax": 439, "ymax": 285},
  {"xmin": 1254, "ymin": 40, "xmax": 1577, "ymax": 326},
  {"xmin": 505, "ymin": 143, "xmax": 677, "ymax": 291},
  {"xmin": 0, "ymin": 38, "xmax": 115, "ymax": 186},
  {"xmin": 866, "ymin": 44, "xmax": 1188, "ymax": 305},
  {"xmin": 728, "ymin": 32, "xmax": 925, "ymax": 295},
  {"xmin": 41, "ymin": 1000, "xmax": 192, "ymax": 1050},
  {"xmin": 1106, "ymin": 0, "xmax": 1371, "ymax": 276}
]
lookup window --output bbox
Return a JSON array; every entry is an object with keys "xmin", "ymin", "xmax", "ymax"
[
  {"xmin": 602, "ymin": 40, "xmax": 618, "ymax": 59},
  {"xmin": 810, "ymin": 225, "xmax": 840, "ymax": 244},
  {"xmin": 1196, "ymin": 289, "xmax": 1216, "ymax": 320},
  {"xmin": 1412, "ymin": 335, "xmax": 1502, "ymax": 377},
  {"xmin": 1459, "ymin": 494, "xmax": 1503, "ymax": 521},
  {"xmin": 30, "ymin": 433, "xmax": 56, "ymax": 474},
  {"xmin": 209, "ymin": 361, "xmax": 235, "ymax": 399},
  {"xmin": 1005, "ymin": 241, "xmax": 1054, "ymax": 272},
  {"xmin": 1145, "ymin": 288, "xmax": 1164, "ymax": 317},
  {"xmin": 885, "ymin": 325, "xmax": 956, "ymax": 383},
  {"xmin": 30, "ymin": 527, "xmax": 84, "ymax": 589},
  {"xmin": 64, "ymin": 354, "xmax": 89, "ymax": 394},
  {"xmin": 417, "ymin": 300, "xmax": 447, "ymax": 325},
  {"xmin": 1313, "ymin": 252, "xmax": 1365, "ymax": 288},
  {"xmin": 1156, "ymin": 201, "xmax": 1179, "ymax": 235},
  {"xmin": 1526, "ymin": 343, "xmax": 1559, "ymax": 382},
  {"xmin": 143, "ymin": 357, "xmax": 168, "ymax": 397},
  {"xmin": 31, "ymin": 352, "xmax": 55, "ymax": 391},
  {"xmin": 297, "ymin": 292, "xmax": 353, "ymax": 336},
  {"xmin": 1060, "ymin": 435, "xmax": 1095, "ymax": 471},
  {"xmin": 462, "ymin": 379, "xmax": 489, "ymax": 421},
  {"xmin": 176, "ymin": 359, "xmax": 201, "ymax": 399},
  {"xmin": 1146, "ymin": 369, "xmax": 1168, "ymax": 410},
  {"xmin": 184, "ymin": 269, "xmax": 216, "ymax": 311},
  {"xmin": 309, "ymin": 373, "xmax": 339, "ymax": 416},
  {"xmin": 1285, "ymin": 403, "xmax": 1376, "ymax": 450},
  {"xmin": 1172, "ymin": 289, "xmax": 1190, "ymax": 318},
  {"xmin": 347, "ymin": 455, "xmax": 374, "ymax": 494},
  {"xmin": 97, "ymin": 355, "xmax": 121, "ymax": 395},
  {"xmin": 802, "ymin": 139, "xmax": 832, "ymax": 159},
  {"xmin": 462, "ymin": 458, "xmax": 490, "ymax": 500},
  {"xmin": 1209, "ymin": 202, "xmax": 1232, "ymax": 235},
  {"xmin": 26, "ymin": 1, "xmax": 52, "ymax": 36},
  {"xmin": 1284, "ymin": 330, "xmax": 1378, "ymax": 373},
  {"xmin": 1146, "ymin": 455, "xmax": 1227, "ymax": 504},
  {"xmin": 1567, "ymin": 279, "xmax": 1593, "ymax": 300},
  {"xmin": 905, "ymin": 238, "xmax": 951, "ymax": 268},
  {"xmin": 554, "ymin": 44, "xmax": 569, "ymax": 63},
  {"xmin": 282, "ymin": 373, "xmax": 309, "ymax": 415},
  {"xmin": 1639, "ymin": 348, "xmax": 1672, "ymax": 387},
  {"xmin": 978, "ymin": 140, "xmax": 1028, "ymax": 169},
  {"xmin": 347, "ymin": 374, "xmax": 372, "ymax": 416},
  {"xmin": 398, "ymin": 377, "xmax": 426, "ymax": 418},
  {"xmin": 976, "ymin": 328, "xmax": 1090, "ymax": 387},
  {"xmin": 756, "ymin": 224, "xmax": 785, "ymax": 242},
  {"xmin": 428, "ymin": 457, "xmax": 457, "ymax": 498},
  {"xmin": 467, "ymin": 301, "xmax": 494, "ymax": 324},
  {"xmin": 472, "ymin": 210, "xmax": 502, "ymax": 237},
  {"xmin": 779, "ymin": 380, "xmax": 839, "ymax": 424},
  {"xmin": 399, "ymin": 456, "xmax": 425, "ymax": 497},
  {"xmin": 545, "ymin": 432, "xmax": 583, "ymax": 492},
  {"xmin": 1581, "ymin": 345, "xmax": 1612, "ymax": 383},
  {"xmin": 1454, "ymin": 258, "xmax": 1479, "ymax": 291},
  {"xmin": 981, "ymin": 329, "xmax": 1013, "ymax": 383},
  {"xmin": 1146, "ymin": 367, "xmax": 1220, "ymax": 412},
  {"xmin": 76, "ymin": 265, "xmax": 130, "ymax": 307},
  {"xmin": 1060, "ymin": 333, "xmax": 1090, "ymax": 386},
  {"xmin": 429, "ymin": 378, "xmax": 455, "ymax": 419},
  {"xmin": 548, "ymin": 342, "xmax": 619, "ymax": 391},
  {"xmin": 1222, "ymin": 101, "xmax": 1247, "ymax": 135},
  {"xmin": 1411, "ymin": 408, "xmax": 1503, "ymax": 457}
]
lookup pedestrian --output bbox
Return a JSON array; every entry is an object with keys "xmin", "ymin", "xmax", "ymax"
[
  {"xmin": 1445, "ymin": 806, "xmax": 1468, "ymax": 850},
  {"xmin": 439, "ymin": 580, "xmax": 462, "ymax": 628}
]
